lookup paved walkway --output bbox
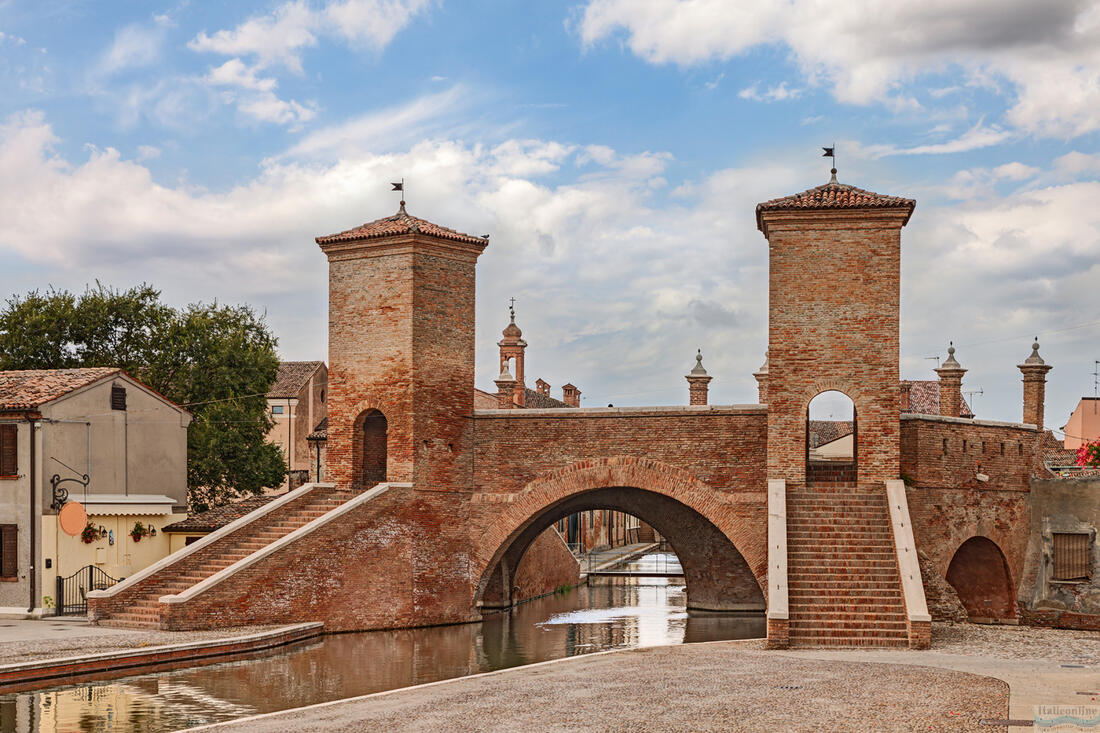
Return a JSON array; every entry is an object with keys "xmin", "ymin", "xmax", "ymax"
[
  {"xmin": 577, "ymin": 542, "xmax": 661, "ymax": 573},
  {"xmin": 785, "ymin": 645, "xmax": 1100, "ymax": 723},
  {"xmin": 193, "ymin": 641, "xmax": 1009, "ymax": 732},
  {"xmin": 0, "ymin": 617, "xmax": 277, "ymax": 663}
]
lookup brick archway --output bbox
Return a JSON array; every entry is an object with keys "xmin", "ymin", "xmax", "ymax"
[
  {"xmin": 945, "ymin": 536, "xmax": 1017, "ymax": 623},
  {"xmin": 472, "ymin": 457, "xmax": 766, "ymax": 614}
]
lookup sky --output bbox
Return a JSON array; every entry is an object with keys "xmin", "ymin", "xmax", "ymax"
[{"xmin": 1, "ymin": 0, "xmax": 1099, "ymax": 436}]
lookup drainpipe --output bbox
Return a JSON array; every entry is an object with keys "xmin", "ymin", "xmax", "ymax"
[{"xmin": 27, "ymin": 416, "xmax": 37, "ymax": 614}]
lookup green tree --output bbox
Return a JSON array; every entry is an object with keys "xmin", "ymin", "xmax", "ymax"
[{"xmin": 0, "ymin": 284, "xmax": 286, "ymax": 511}]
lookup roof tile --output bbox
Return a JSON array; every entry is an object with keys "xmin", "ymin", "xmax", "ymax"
[
  {"xmin": 316, "ymin": 204, "xmax": 488, "ymax": 247},
  {"xmin": 268, "ymin": 361, "xmax": 325, "ymax": 399},
  {"xmin": 0, "ymin": 368, "xmax": 121, "ymax": 411},
  {"xmin": 756, "ymin": 180, "xmax": 915, "ymax": 230}
]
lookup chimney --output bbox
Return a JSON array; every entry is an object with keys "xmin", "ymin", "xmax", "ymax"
[
  {"xmin": 535, "ymin": 378, "xmax": 550, "ymax": 396},
  {"xmin": 934, "ymin": 343, "xmax": 966, "ymax": 418},
  {"xmin": 900, "ymin": 381, "xmax": 912, "ymax": 412},
  {"xmin": 1018, "ymin": 338, "xmax": 1052, "ymax": 428},
  {"xmin": 494, "ymin": 368, "xmax": 517, "ymax": 409},
  {"xmin": 685, "ymin": 349, "xmax": 712, "ymax": 406},
  {"xmin": 561, "ymin": 383, "xmax": 581, "ymax": 408},
  {"xmin": 752, "ymin": 351, "xmax": 769, "ymax": 404}
]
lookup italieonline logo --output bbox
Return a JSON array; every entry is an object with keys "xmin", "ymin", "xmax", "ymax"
[{"xmin": 1035, "ymin": 705, "xmax": 1100, "ymax": 730}]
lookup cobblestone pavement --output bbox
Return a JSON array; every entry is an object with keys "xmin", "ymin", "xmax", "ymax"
[
  {"xmin": 195, "ymin": 642, "xmax": 1009, "ymax": 732},
  {"xmin": 932, "ymin": 621, "xmax": 1100, "ymax": 663},
  {"xmin": 0, "ymin": 619, "xmax": 279, "ymax": 664}
]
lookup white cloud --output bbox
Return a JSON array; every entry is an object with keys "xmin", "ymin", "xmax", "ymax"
[
  {"xmin": 189, "ymin": 0, "xmax": 429, "ymax": 73},
  {"xmin": 860, "ymin": 121, "xmax": 1012, "ymax": 157},
  {"xmin": 237, "ymin": 92, "xmax": 317, "ymax": 126},
  {"xmin": 738, "ymin": 81, "xmax": 801, "ymax": 102},
  {"xmin": 99, "ymin": 23, "xmax": 163, "ymax": 75},
  {"xmin": 136, "ymin": 145, "xmax": 161, "ymax": 161},
  {"xmin": 576, "ymin": 0, "xmax": 1100, "ymax": 137},
  {"xmin": 206, "ymin": 59, "xmax": 278, "ymax": 92},
  {"xmin": 189, "ymin": 1, "xmax": 318, "ymax": 73}
]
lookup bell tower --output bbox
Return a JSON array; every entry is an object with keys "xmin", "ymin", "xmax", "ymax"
[{"xmin": 756, "ymin": 173, "xmax": 915, "ymax": 486}]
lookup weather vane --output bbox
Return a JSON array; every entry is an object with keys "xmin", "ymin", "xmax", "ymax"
[
  {"xmin": 823, "ymin": 144, "xmax": 836, "ymax": 181},
  {"xmin": 391, "ymin": 178, "xmax": 405, "ymax": 208}
]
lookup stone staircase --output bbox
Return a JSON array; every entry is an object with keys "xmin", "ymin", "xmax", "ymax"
[
  {"xmin": 785, "ymin": 480, "xmax": 909, "ymax": 647},
  {"xmin": 89, "ymin": 485, "xmax": 353, "ymax": 629}
]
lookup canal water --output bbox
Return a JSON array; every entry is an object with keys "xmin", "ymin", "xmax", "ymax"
[{"xmin": 0, "ymin": 553, "xmax": 764, "ymax": 732}]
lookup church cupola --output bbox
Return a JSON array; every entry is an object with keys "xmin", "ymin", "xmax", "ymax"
[{"xmin": 498, "ymin": 301, "xmax": 527, "ymax": 407}]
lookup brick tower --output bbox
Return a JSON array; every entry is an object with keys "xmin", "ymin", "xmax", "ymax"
[
  {"xmin": 756, "ymin": 173, "xmax": 915, "ymax": 486},
  {"xmin": 316, "ymin": 200, "xmax": 488, "ymax": 491},
  {"xmin": 757, "ymin": 172, "xmax": 920, "ymax": 648}
]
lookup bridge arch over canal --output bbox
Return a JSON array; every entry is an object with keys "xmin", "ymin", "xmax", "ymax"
[{"xmin": 472, "ymin": 457, "xmax": 767, "ymax": 614}]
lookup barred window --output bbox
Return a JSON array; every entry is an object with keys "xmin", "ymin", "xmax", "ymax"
[{"xmin": 1053, "ymin": 533, "xmax": 1091, "ymax": 581}]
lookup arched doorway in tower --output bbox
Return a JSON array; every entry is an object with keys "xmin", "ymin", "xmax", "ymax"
[
  {"xmin": 945, "ymin": 536, "xmax": 1017, "ymax": 623},
  {"xmin": 806, "ymin": 390, "xmax": 857, "ymax": 483},
  {"xmin": 353, "ymin": 409, "xmax": 388, "ymax": 487}
]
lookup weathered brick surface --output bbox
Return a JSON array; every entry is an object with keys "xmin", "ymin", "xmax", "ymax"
[
  {"xmin": 760, "ymin": 212, "xmax": 908, "ymax": 487},
  {"xmin": 513, "ymin": 527, "xmax": 579, "ymax": 602}
]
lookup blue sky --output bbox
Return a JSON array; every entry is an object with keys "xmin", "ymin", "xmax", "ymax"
[{"xmin": 1, "ymin": 0, "xmax": 1099, "ymax": 436}]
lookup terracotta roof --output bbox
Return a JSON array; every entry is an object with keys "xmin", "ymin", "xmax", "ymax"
[
  {"xmin": 902, "ymin": 380, "xmax": 974, "ymax": 419},
  {"xmin": 808, "ymin": 420, "xmax": 854, "ymax": 448},
  {"xmin": 756, "ymin": 179, "xmax": 915, "ymax": 231},
  {"xmin": 268, "ymin": 361, "xmax": 324, "ymax": 399},
  {"xmin": 523, "ymin": 387, "xmax": 572, "ymax": 409},
  {"xmin": 307, "ymin": 417, "xmax": 327, "ymax": 441},
  {"xmin": 316, "ymin": 203, "xmax": 488, "ymax": 247},
  {"xmin": 0, "ymin": 368, "xmax": 122, "ymax": 411},
  {"xmin": 161, "ymin": 494, "xmax": 279, "ymax": 533}
]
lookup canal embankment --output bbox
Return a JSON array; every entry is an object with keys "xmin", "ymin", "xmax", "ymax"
[{"xmin": 0, "ymin": 622, "xmax": 322, "ymax": 692}]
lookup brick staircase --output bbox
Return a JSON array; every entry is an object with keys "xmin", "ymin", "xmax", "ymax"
[
  {"xmin": 89, "ymin": 485, "xmax": 353, "ymax": 629},
  {"xmin": 785, "ymin": 480, "xmax": 909, "ymax": 647}
]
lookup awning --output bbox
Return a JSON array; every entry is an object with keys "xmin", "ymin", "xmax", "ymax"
[{"xmin": 74, "ymin": 494, "xmax": 180, "ymax": 516}]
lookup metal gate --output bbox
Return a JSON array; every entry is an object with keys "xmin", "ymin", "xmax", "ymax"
[{"xmin": 55, "ymin": 565, "xmax": 122, "ymax": 616}]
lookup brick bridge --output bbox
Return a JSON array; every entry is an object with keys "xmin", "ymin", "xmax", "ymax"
[{"xmin": 90, "ymin": 180, "xmax": 1044, "ymax": 649}]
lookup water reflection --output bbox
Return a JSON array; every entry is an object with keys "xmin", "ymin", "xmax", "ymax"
[{"xmin": 0, "ymin": 555, "xmax": 763, "ymax": 733}]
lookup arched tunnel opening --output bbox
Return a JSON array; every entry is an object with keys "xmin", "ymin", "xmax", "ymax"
[{"xmin": 476, "ymin": 486, "xmax": 766, "ymax": 615}]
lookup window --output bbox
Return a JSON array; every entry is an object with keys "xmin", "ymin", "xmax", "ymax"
[
  {"xmin": 320, "ymin": 389, "xmax": 326, "ymax": 403},
  {"xmin": 272, "ymin": 405, "xmax": 284, "ymax": 415},
  {"xmin": 111, "ymin": 384, "xmax": 127, "ymax": 411},
  {"xmin": 962, "ymin": 439, "xmax": 968, "ymax": 453},
  {"xmin": 1000, "ymin": 442, "xmax": 1005, "ymax": 456},
  {"xmin": 0, "ymin": 425, "xmax": 15, "ymax": 477},
  {"xmin": 1052, "ymin": 533, "xmax": 1091, "ymax": 581},
  {"xmin": 0, "ymin": 524, "xmax": 16, "ymax": 579},
  {"xmin": 942, "ymin": 438, "xmax": 948, "ymax": 455}
]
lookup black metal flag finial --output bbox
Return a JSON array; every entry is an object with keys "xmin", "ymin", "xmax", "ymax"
[
  {"xmin": 822, "ymin": 144, "xmax": 837, "ymax": 182},
  {"xmin": 391, "ymin": 178, "xmax": 406, "ymax": 211}
]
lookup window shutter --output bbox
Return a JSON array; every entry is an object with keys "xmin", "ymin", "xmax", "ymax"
[
  {"xmin": 111, "ymin": 385, "xmax": 127, "ymax": 411},
  {"xmin": 0, "ymin": 425, "xmax": 16, "ymax": 476},
  {"xmin": 0, "ymin": 525, "xmax": 16, "ymax": 578},
  {"xmin": 1053, "ymin": 533, "xmax": 1091, "ymax": 581}
]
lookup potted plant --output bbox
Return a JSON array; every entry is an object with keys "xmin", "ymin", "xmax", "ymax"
[
  {"xmin": 81, "ymin": 522, "xmax": 105, "ymax": 544},
  {"xmin": 130, "ymin": 521, "xmax": 151, "ymax": 543}
]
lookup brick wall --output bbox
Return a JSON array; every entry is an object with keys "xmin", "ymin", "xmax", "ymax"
[
  {"xmin": 901, "ymin": 417, "xmax": 1037, "ymax": 619},
  {"xmin": 761, "ymin": 211, "xmax": 908, "ymax": 487},
  {"xmin": 513, "ymin": 527, "xmax": 579, "ymax": 602}
]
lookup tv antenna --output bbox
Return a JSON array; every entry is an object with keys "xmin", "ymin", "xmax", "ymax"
[
  {"xmin": 924, "ymin": 355, "xmax": 941, "ymax": 368},
  {"xmin": 964, "ymin": 387, "xmax": 983, "ymax": 412}
]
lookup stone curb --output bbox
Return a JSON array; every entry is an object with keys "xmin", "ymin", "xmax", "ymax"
[{"xmin": 0, "ymin": 622, "xmax": 323, "ymax": 692}]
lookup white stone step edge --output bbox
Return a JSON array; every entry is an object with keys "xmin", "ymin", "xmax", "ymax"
[
  {"xmin": 89, "ymin": 483, "xmax": 335, "ymax": 601},
  {"xmin": 767, "ymin": 478, "xmax": 788, "ymax": 622},
  {"xmin": 160, "ymin": 482, "xmax": 407, "ymax": 605},
  {"xmin": 885, "ymin": 479, "xmax": 931, "ymax": 623}
]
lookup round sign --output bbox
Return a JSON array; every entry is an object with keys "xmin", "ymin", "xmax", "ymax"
[{"xmin": 58, "ymin": 501, "xmax": 88, "ymax": 537}]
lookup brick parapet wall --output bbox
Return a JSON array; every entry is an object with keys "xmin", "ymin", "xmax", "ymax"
[
  {"xmin": 160, "ymin": 485, "xmax": 477, "ymax": 632},
  {"xmin": 88, "ymin": 486, "xmax": 342, "ymax": 621}
]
